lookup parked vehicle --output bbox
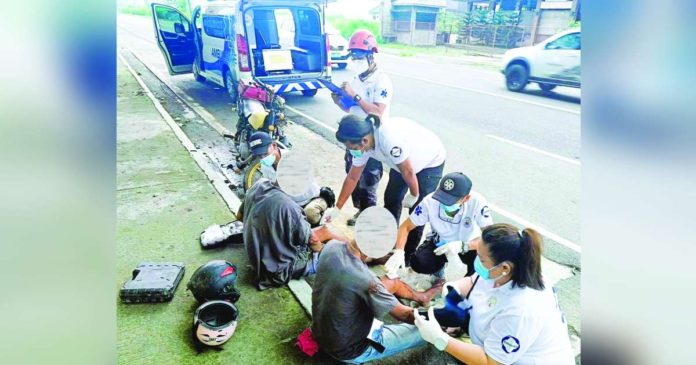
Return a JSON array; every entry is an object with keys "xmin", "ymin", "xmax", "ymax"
[
  {"xmin": 150, "ymin": 0, "xmax": 335, "ymax": 101},
  {"xmin": 501, "ymin": 29, "xmax": 581, "ymax": 92},
  {"xmin": 326, "ymin": 24, "xmax": 349, "ymax": 69},
  {"xmin": 233, "ymin": 78, "xmax": 289, "ymax": 171}
]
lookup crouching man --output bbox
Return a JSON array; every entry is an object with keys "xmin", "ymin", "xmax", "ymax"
[
  {"xmin": 312, "ymin": 240, "xmax": 442, "ymax": 363},
  {"xmin": 240, "ymin": 178, "xmax": 346, "ymax": 290}
]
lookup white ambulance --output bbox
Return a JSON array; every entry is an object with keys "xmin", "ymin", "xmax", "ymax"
[{"xmin": 151, "ymin": 0, "xmax": 335, "ymax": 101}]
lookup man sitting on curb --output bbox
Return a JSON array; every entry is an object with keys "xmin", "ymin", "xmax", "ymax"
[
  {"xmin": 248, "ymin": 131, "xmax": 336, "ymax": 226},
  {"xmin": 312, "ymin": 239, "xmax": 443, "ymax": 363},
  {"xmin": 239, "ymin": 177, "xmax": 347, "ymax": 290}
]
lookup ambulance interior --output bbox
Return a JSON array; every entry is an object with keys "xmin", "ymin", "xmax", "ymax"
[{"xmin": 245, "ymin": 7, "xmax": 325, "ymax": 77}]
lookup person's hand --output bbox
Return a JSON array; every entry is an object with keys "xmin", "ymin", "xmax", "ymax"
[
  {"xmin": 341, "ymin": 82, "xmax": 355, "ymax": 97},
  {"xmin": 320, "ymin": 207, "xmax": 341, "ymax": 225},
  {"xmin": 433, "ymin": 240, "xmax": 463, "ymax": 257},
  {"xmin": 384, "ymin": 249, "xmax": 405, "ymax": 276},
  {"xmin": 402, "ymin": 193, "xmax": 419, "ymax": 209},
  {"xmin": 441, "ymin": 281, "xmax": 461, "ymax": 298},
  {"xmin": 414, "ymin": 307, "xmax": 450, "ymax": 351}
]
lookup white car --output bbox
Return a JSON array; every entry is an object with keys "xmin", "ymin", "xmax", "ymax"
[
  {"xmin": 501, "ymin": 29, "xmax": 581, "ymax": 92},
  {"xmin": 329, "ymin": 32, "xmax": 350, "ymax": 69}
]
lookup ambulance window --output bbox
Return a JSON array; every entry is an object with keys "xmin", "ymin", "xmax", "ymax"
[
  {"xmin": 155, "ymin": 7, "xmax": 190, "ymax": 34},
  {"xmin": 297, "ymin": 9, "xmax": 319, "ymax": 36},
  {"xmin": 274, "ymin": 9, "xmax": 295, "ymax": 48},
  {"xmin": 203, "ymin": 16, "xmax": 226, "ymax": 38}
]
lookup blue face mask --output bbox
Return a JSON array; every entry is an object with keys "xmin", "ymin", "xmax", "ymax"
[
  {"xmin": 348, "ymin": 148, "xmax": 364, "ymax": 158},
  {"xmin": 474, "ymin": 256, "xmax": 500, "ymax": 280},
  {"xmin": 441, "ymin": 203, "xmax": 461, "ymax": 214},
  {"xmin": 260, "ymin": 153, "xmax": 276, "ymax": 167}
]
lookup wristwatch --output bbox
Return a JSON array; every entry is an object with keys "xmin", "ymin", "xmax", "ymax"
[{"xmin": 353, "ymin": 94, "xmax": 362, "ymax": 102}]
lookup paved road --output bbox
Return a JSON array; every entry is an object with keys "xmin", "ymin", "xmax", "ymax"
[
  {"xmin": 117, "ymin": 14, "xmax": 582, "ymax": 348},
  {"xmin": 117, "ymin": 14, "xmax": 580, "ymax": 256}
]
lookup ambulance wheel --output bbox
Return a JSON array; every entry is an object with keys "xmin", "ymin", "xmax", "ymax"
[
  {"xmin": 193, "ymin": 55, "xmax": 205, "ymax": 82},
  {"xmin": 243, "ymin": 160, "xmax": 264, "ymax": 191},
  {"xmin": 337, "ymin": 63, "xmax": 347, "ymax": 70},
  {"xmin": 302, "ymin": 89, "xmax": 318, "ymax": 97},
  {"xmin": 225, "ymin": 70, "xmax": 239, "ymax": 102}
]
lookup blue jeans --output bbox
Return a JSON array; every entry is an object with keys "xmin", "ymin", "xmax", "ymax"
[
  {"xmin": 343, "ymin": 324, "xmax": 426, "ymax": 364},
  {"xmin": 303, "ymin": 252, "xmax": 320, "ymax": 276}
]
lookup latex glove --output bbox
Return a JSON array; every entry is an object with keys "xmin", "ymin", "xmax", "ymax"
[
  {"xmin": 414, "ymin": 307, "xmax": 450, "ymax": 351},
  {"xmin": 433, "ymin": 240, "xmax": 463, "ymax": 257},
  {"xmin": 320, "ymin": 207, "xmax": 340, "ymax": 225},
  {"xmin": 402, "ymin": 193, "xmax": 419, "ymax": 209},
  {"xmin": 441, "ymin": 281, "xmax": 461, "ymax": 298},
  {"xmin": 384, "ymin": 249, "xmax": 405, "ymax": 277}
]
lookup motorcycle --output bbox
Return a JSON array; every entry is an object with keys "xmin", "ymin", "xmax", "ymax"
[{"xmin": 230, "ymin": 78, "xmax": 291, "ymax": 191}]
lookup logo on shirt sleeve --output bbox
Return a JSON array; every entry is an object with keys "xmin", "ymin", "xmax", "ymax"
[
  {"xmin": 390, "ymin": 146, "xmax": 402, "ymax": 158},
  {"xmin": 380, "ymin": 89, "xmax": 388, "ymax": 98},
  {"xmin": 480, "ymin": 205, "xmax": 491, "ymax": 218},
  {"xmin": 414, "ymin": 205, "xmax": 423, "ymax": 216},
  {"xmin": 501, "ymin": 335, "xmax": 520, "ymax": 354}
]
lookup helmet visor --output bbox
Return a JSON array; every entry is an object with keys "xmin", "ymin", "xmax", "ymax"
[{"xmin": 349, "ymin": 49, "xmax": 370, "ymax": 60}]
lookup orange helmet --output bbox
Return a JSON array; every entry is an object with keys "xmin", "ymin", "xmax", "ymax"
[{"xmin": 348, "ymin": 29, "xmax": 379, "ymax": 53}]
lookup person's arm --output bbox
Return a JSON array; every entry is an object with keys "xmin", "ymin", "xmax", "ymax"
[
  {"xmin": 341, "ymin": 82, "xmax": 387, "ymax": 117},
  {"xmin": 356, "ymin": 100, "xmax": 387, "ymax": 117},
  {"xmin": 389, "ymin": 302, "xmax": 416, "ymax": 324},
  {"xmin": 444, "ymin": 340, "xmax": 501, "ymax": 365},
  {"xmin": 396, "ymin": 158, "xmax": 419, "ymax": 196},
  {"xmin": 395, "ymin": 218, "xmax": 417, "ymax": 250},
  {"xmin": 336, "ymin": 164, "xmax": 365, "ymax": 209}
]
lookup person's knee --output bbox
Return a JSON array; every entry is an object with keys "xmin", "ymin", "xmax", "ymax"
[{"xmin": 410, "ymin": 251, "xmax": 443, "ymax": 275}]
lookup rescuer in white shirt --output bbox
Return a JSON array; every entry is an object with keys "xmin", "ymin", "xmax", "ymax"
[
  {"xmin": 331, "ymin": 29, "xmax": 393, "ymax": 226},
  {"xmin": 325, "ymin": 114, "xmax": 446, "ymax": 264},
  {"xmin": 385, "ymin": 172, "xmax": 493, "ymax": 278},
  {"xmin": 413, "ymin": 223, "xmax": 575, "ymax": 365}
]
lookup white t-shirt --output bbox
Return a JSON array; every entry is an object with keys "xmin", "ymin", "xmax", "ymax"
[
  {"xmin": 409, "ymin": 191, "xmax": 492, "ymax": 243},
  {"xmin": 351, "ymin": 117, "xmax": 446, "ymax": 173},
  {"xmin": 348, "ymin": 69, "xmax": 393, "ymax": 120},
  {"xmin": 467, "ymin": 277, "xmax": 575, "ymax": 365}
]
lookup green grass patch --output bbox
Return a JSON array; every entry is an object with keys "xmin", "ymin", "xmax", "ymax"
[{"xmin": 119, "ymin": 5, "xmax": 151, "ymax": 17}]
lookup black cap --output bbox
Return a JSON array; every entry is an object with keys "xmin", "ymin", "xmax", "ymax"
[
  {"xmin": 432, "ymin": 172, "xmax": 472, "ymax": 206},
  {"xmin": 249, "ymin": 132, "xmax": 273, "ymax": 156}
]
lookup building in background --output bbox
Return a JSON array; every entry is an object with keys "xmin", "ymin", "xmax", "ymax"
[{"xmin": 379, "ymin": 0, "xmax": 447, "ymax": 46}]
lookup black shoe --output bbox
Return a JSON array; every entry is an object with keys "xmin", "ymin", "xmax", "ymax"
[{"xmin": 347, "ymin": 210, "xmax": 361, "ymax": 226}]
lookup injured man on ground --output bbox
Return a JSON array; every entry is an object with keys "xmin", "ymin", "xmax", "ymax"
[{"xmin": 237, "ymin": 177, "xmax": 347, "ymax": 290}]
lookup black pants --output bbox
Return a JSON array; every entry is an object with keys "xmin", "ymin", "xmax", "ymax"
[
  {"xmin": 410, "ymin": 233, "xmax": 477, "ymax": 277},
  {"xmin": 383, "ymin": 163, "xmax": 444, "ymax": 265},
  {"xmin": 345, "ymin": 151, "xmax": 383, "ymax": 211}
]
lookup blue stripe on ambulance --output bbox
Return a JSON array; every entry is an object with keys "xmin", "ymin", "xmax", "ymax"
[{"xmin": 271, "ymin": 81, "xmax": 324, "ymax": 93}]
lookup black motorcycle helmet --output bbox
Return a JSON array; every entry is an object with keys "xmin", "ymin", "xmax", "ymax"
[{"xmin": 187, "ymin": 260, "xmax": 241, "ymax": 303}]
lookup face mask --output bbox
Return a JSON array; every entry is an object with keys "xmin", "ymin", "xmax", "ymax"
[
  {"xmin": 348, "ymin": 149, "xmax": 364, "ymax": 158},
  {"xmin": 353, "ymin": 58, "xmax": 369, "ymax": 73},
  {"xmin": 441, "ymin": 203, "xmax": 461, "ymax": 214},
  {"xmin": 260, "ymin": 153, "xmax": 276, "ymax": 167},
  {"xmin": 474, "ymin": 256, "xmax": 503, "ymax": 281}
]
